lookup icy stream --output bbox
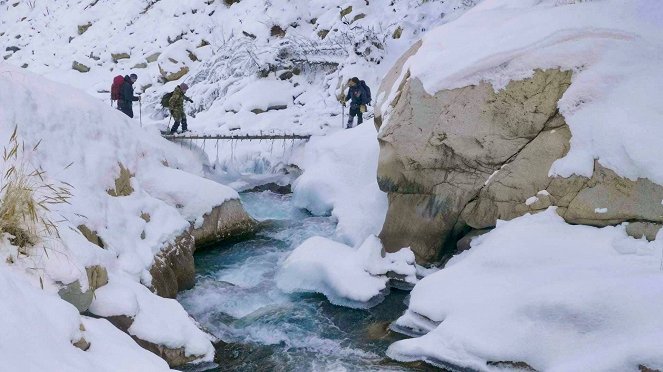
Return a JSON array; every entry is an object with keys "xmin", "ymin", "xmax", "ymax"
[{"xmin": 178, "ymin": 191, "xmax": 422, "ymax": 371}]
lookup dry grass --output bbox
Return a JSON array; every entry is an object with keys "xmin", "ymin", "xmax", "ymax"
[{"xmin": 0, "ymin": 127, "xmax": 72, "ymax": 255}]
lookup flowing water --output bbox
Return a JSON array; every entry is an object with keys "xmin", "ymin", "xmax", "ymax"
[{"xmin": 178, "ymin": 191, "xmax": 425, "ymax": 371}]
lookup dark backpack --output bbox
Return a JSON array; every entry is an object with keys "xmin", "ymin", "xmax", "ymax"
[
  {"xmin": 111, "ymin": 75, "xmax": 124, "ymax": 102},
  {"xmin": 161, "ymin": 92, "xmax": 173, "ymax": 108},
  {"xmin": 359, "ymin": 80, "xmax": 371, "ymax": 105}
]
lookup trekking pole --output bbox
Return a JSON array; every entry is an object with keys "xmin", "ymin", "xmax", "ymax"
[
  {"xmin": 139, "ymin": 98, "xmax": 143, "ymax": 127},
  {"xmin": 341, "ymin": 102, "xmax": 345, "ymax": 129}
]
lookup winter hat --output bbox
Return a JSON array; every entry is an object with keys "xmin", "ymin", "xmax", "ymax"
[
  {"xmin": 180, "ymin": 83, "xmax": 189, "ymax": 91},
  {"xmin": 351, "ymin": 77, "xmax": 360, "ymax": 84},
  {"xmin": 130, "ymin": 73, "xmax": 138, "ymax": 79}
]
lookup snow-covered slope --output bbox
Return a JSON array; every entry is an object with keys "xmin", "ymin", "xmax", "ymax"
[
  {"xmin": 0, "ymin": 0, "xmax": 478, "ymax": 135},
  {"xmin": 0, "ymin": 62, "xmax": 236, "ymax": 367}
]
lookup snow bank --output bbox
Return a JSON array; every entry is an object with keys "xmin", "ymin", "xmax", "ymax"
[
  {"xmin": 0, "ymin": 62, "xmax": 226, "ymax": 365},
  {"xmin": 223, "ymin": 79, "xmax": 293, "ymax": 113},
  {"xmin": 276, "ymin": 235, "xmax": 416, "ymax": 308},
  {"xmin": 387, "ymin": 209, "xmax": 663, "ymax": 371},
  {"xmin": 0, "ymin": 263, "xmax": 170, "ymax": 372},
  {"xmin": 90, "ymin": 276, "xmax": 214, "ymax": 359},
  {"xmin": 382, "ymin": 0, "xmax": 663, "ymax": 184},
  {"xmin": 292, "ymin": 123, "xmax": 387, "ymax": 246}
]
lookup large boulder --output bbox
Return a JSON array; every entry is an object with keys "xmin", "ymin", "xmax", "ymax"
[
  {"xmin": 149, "ymin": 199, "xmax": 258, "ymax": 298},
  {"xmin": 375, "ymin": 43, "xmax": 663, "ymax": 263},
  {"xmin": 105, "ymin": 315, "xmax": 201, "ymax": 368},
  {"xmin": 191, "ymin": 198, "xmax": 258, "ymax": 249}
]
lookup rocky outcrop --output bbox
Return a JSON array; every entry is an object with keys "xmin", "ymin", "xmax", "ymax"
[
  {"xmin": 72, "ymin": 61, "xmax": 90, "ymax": 73},
  {"xmin": 149, "ymin": 232, "xmax": 196, "ymax": 298},
  {"xmin": 106, "ymin": 315, "xmax": 201, "ymax": 367},
  {"xmin": 191, "ymin": 199, "xmax": 258, "ymax": 249},
  {"xmin": 375, "ymin": 44, "xmax": 663, "ymax": 263},
  {"xmin": 150, "ymin": 199, "xmax": 258, "ymax": 298},
  {"xmin": 58, "ymin": 265, "xmax": 108, "ymax": 312}
]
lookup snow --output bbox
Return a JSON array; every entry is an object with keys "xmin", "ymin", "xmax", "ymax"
[
  {"xmin": 525, "ymin": 196, "xmax": 539, "ymax": 206},
  {"xmin": 595, "ymin": 207, "xmax": 608, "ymax": 214},
  {"xmin": 292, "ymin": 123, "xmax": 387, "ymax": 246},
  {"xmin": 90, "ymin": 276, "xmax": 214, "ymax": 358},
  {"xmin": 382, "ymin": 0, "xmax": 663, "ymax": 185},
  {"xmin": 276, "ymin": 235, "xmax": 416, "ymax": 308},
  {"xmin": 0, "ymin": 261, "xmax": 170, "ymax": 372},
  {"xmin": 223, "ymin": 79, "xmax": 293, "ymax": 113},
  {"xmin": 0, "ymin": 62, "xmax": 224, "ymax": 365},
  {"xmin": 387, "ymin": 209, "xmax": 663, "ymax": 371}
]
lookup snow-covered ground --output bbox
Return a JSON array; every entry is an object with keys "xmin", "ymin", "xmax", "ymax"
[
  {"xmin": 388, "ymin": 209, "xmax": 663, "ymax": 371},
  {"xmin": 0, "ymin": 62, "xmax": 228, "ymax": 368}
]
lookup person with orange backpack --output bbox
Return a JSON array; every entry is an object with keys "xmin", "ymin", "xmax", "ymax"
[{"xmin": 111, "ymin": 73, "xmax": 140, "ymax": 118}]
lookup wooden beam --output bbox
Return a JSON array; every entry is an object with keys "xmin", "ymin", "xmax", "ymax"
[{"xmin": 162, "ymin": 133, "xmax": 312, "ymax": 140}]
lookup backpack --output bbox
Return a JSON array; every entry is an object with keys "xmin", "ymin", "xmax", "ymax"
[
  {"xmin": 111, "ymin": 75, "xmax": 124, "ymax": 102},
  {"xmin": 161, "ymin": 92, "xmax": 173, "ymax": 108},
  {"xmin": 359, "ymin": 80, "xmax": 371, "ymax": 105}
]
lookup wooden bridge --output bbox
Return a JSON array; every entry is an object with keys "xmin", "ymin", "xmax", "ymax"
[{"xmin": 161, "ymin": 132, "xmax": 312, "ymax": 141}]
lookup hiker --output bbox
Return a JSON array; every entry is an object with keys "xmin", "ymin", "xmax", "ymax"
[
  {"xmin": 118, "ymin": 73, "xmax": 140, "ymax": 118},
  {"xmin": 341, "ymin": 77, "xmax": 371, "ymax": 129},
  {"xmin": 169, "ymin": 83, "xmax": 194, "ymax": 134}
]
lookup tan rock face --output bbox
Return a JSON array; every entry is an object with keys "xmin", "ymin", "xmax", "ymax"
[
  {"xmin": 191, "ymin": 199, "xmax": 258, "ymax": 249},
  {"xmin": 149, "ymin": 232, "xmax": 196, "ymax": 299},
  {"xmin": 149, "ymin": 199, "xmax": 258, "ymax": 298},
  {"xmin": 107, "ymin": 163, "xmax": 134, "ymax": 197},
  {"xmin": 375, "ymin": 54, "xmax": 663, "ymax": 263}
]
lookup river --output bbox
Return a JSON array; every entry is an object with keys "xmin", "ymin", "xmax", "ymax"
[{"xmin": 178, "ymin": 191, "xmax": 434, "ymax": 371}]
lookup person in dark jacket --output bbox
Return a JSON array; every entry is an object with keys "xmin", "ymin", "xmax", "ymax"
[
  {"xmin": 343, "ymin": 77, "xmax": 367, "ymax": 129},
  {"xmin": 118, "ymin": 73, "xmax": 140, "ymax": 118},
  {"xmin": 169, "ymin": 83, "xmax": 193, "ymax": 134}
]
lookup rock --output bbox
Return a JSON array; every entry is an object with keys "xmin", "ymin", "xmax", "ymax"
[
  {"xmin": 245, "ymin": 182, "xmax": 292, "ymax": 194},
  {"xmin": 317, "ymin": 29, "xmax": 329, "ymax": 39},
  {"xmin": 149, "ymin": 199, "xmax": 257, "ymax": 298},
  {"xmin": 5, "ymin": 46, "xmax": 20, "ymax": 52},
  {"xmin": 77, "ymin": 22, "xmax": 92, "ymax": 35},
  {"xmin": 340, "ymin": 6, "xmax": 353, "ymax": 18},
  {"xmin": 270, "ymin": 25, "xmax": 286, "ymax": 38},
  {"xmin": 626, "ymin": 222, "xmax": 662, "ymax": 241},
  {"xmin": 58, "ymin": 280, "xmax": 94, "ymax": 313},
  {"xmin": 487, "ymin": 361, "xmax": 537, "ymax": 371},
  {"xmin": 58, "ymin": 266, "xmax": 108, "ymax": 312},
  {"xmin": 105, "ymin": 315, "xmax": 201, "ymax": 367},
  {"xmin": 279, "ymin": 70, "xmax": 294, "ymax": 80},
  {"xmin": 376, "ymin": 43, "xmax": 663, "ymax": 263},
  {"xmin": 145, "ymin": 52, "xmax": 161, "ymax": 63},
  {"xmin": 190, "ymin": 199, "xmax": 258, "ymax": 249},
  {"xmin": 456, "ymin": 229, "xmax": 491, "ymax": 253},
  {"xmin": 159, "ymin": 65, "xmax": 189, "ymax": 81},
  {"xmin": 213, "ymin": 340, "xmax": 276, "ymax": 371},
  {"xmin": 86, "ymin": 265, "xmax": 109, "ymax": 289},
  {"xmin": 133, "ymin": 62, "xmax": 148, "ymax": 69},
  {"xmin": 107, "ymin": 163, "xmax": 134, "ymax": 197},
  {"xmin": 351, "ymin": 13, "xmax": 366, "ymax": 24},
  {"xmin": 149, "ymin": 232, "xmax": 196, "ymax": 299},
  {"xmin": 392, "ymin": 26, "xmax": 403, "ymax": 39},
  {"xmin": 72, "ymin": 61, "xmax": 90, "ymax": 73},
  {"xmin": 111, "ymin": 52, "xmax": 130, "ymax": 62},
  {"xmin": 78, "ymin": 224, "xmax": 104, "ymax": 248},
  {"xmin": 73, "ymin": 324, "xmax": 91, "ymax": 351},
  {"xmin": 364, "ymin": 321, "xmax": 392, "ymax": 340}
]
